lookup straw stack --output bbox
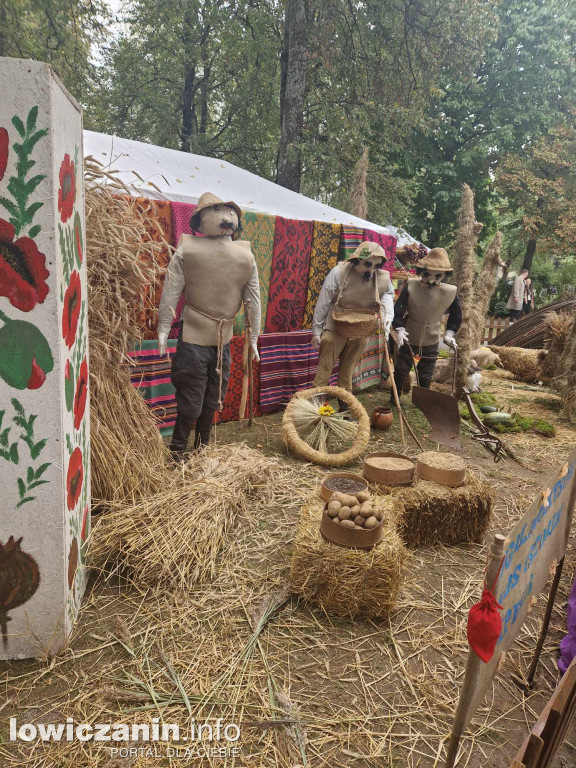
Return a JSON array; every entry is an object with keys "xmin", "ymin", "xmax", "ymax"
[
  {"xmin": 379, "ymin": 473, "xmax": 493, "ymax": 550},
  {"xmin": 538, "ymin": 310, "xmax": 574, "ymax": 383},
  {"xmin": 488, "ymin": 345, "xmax": 544, "ymax": 383},
  {"xmin": 290, "ymin": 497, "xmax": 407, "ymax": 619}
]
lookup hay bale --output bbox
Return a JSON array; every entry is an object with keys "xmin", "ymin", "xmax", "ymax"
[
  {"xmin": 379, "ymin": 472, "xmax": 493, "ymax": 550},
  {"xmin": 538, "ymin": 310, "xmax": 574, "ymax": 383},
  {"xmin": 488, "ymin": 345, "xmax": 544, "ymax": 383},
  {"xmin": 289, "ymin": 497, "xmax": 407, "ymax": 619}
]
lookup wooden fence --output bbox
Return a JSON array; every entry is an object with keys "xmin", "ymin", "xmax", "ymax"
[{"xmin": 482, "ymin": 317, "xmax": 508, "ymax": 344}]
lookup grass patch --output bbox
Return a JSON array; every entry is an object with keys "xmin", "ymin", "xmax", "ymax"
[
  {"xmin": 534, "ymin": 396, "xmax": 562, "ymax": 413},
  {"xmin": 470, "ymin": 392, "xmax": 497, "ymax": 407},
  {"xmin": 488, "ymin": 413, "xmax": 556, "ymax": 437}
]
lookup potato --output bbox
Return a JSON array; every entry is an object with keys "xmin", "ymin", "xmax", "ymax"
[
  {"xmin": 340, "ymin": 519, "xmax": 355, "ymax": 528},
  {"xmin": 338, "ymin": 506, "xmax": 352, "ymax": 520},
  {"xmin": 327, "ymin": 500, "xmax": 341, "ymax": 516},
  {"xmin": 373, "ymin": 508, "xmax": 383, "ymax": 521},
  {"xmin": 359, "ymin": 502, "xmax": 373, "ymax": 518},
  {"xmin": 351, "ymin": 504, "xmax": 360, "ymax": 515},
  {"xmin": 356, "ymin": 491, "xmax": 370, "ymax": 503},
  {"xmin": 353, "ymin": 515, "xmax": 364, "ymax": 526},
  {"xmin": 354, "ymin": 524, "xmax": 365, "ymax": 529},
  {"xmin": 332, "ymin": 517, "xmax": 341, "ymax": 524},
  {"xmin": 364, "ymin": 516, "xmax": 379, "ymax": 529}
]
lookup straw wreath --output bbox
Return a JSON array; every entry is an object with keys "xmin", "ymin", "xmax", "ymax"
[{"xmin": 282, "ymin": 386, "xmax": 370, "ymax": 466}]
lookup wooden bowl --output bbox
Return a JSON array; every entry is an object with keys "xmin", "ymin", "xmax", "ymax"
[
  {"xmin": 320, "ymin": 507, "xmax": 383, "ymax": 550},
  {"xmin": 320, "ymin": 472, "xmax": 368, "ymax": 503},
  {"xmin": 363, "ymin": 452, "xmax": 415, "ymax": 487},
  {"xmin": 416, "ymin": 456, "xmax": 466, "ymax": 488}
]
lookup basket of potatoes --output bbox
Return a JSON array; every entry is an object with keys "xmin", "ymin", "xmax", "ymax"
[{"xmin": 320, "ymin": 489, "xmax": 384, "ymax": 550}]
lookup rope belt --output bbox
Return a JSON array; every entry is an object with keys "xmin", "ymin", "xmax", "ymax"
[{"xmin": 186, "ymin": 304, "xmax": 235, "ymax": 410}]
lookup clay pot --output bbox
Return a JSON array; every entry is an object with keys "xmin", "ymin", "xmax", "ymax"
[{"xmin": 371, "ymin": 406, "xmax": 393, "ymax": 431}]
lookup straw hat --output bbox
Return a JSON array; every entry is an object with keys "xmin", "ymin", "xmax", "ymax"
[
  {"xmin": 416, "ymin": 247, "xmax": 453, "ymax": 272},
  {"xmin": 346, "ymin": 241, "xmax": 388, "ymax": 262},
  {"xmin": 190, "ymin": 192, "xmax": 243, "ymax": 231}
]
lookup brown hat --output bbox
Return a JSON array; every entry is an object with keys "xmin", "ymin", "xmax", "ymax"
[
  {"xmin": 416, "ymin": 247, "xmax": 453, "ymax": 272},
  {"xmin": 190, "ymin": 192, "xmax": 243, "ymax": 232},
  {"xmin": 346, "ymin": 241, "xmax": 388, "ymax": 262}
]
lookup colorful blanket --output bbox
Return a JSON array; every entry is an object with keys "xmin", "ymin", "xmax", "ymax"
[
  {"xmin": 127, "ymin": 340, "xmax": 178, "ymax": 435},
  {"xmin": 340, "ymin": 225, "xmax": 364, "ymax": 260},
  {"xmin": 363, "ymin": 229, "xmax": 397, "ymax": 272},
  {"xmin": 264, "ymin": 217, "xmax": 313, "ymax": 334},
  {"xmin": 215, "ymin": 335, "xmax": 261, "ymax": 423},
  {"xmin": 234, "ymin": 211, "xmax": 276, "ymax": 335},
  {"xmin": 168, "ymin": 201, "xmax": 197, "ymax": 338},
  {"xmin": 302, "ymin": 222, "xmax": 341, "ymax": 329},
  {"xmin": 259, "ymin": 331, "xmax": 339, "ymax": 414},
  {"xmin": 351, "ymin": 331, "xmax": 384, "ymax": 391}
]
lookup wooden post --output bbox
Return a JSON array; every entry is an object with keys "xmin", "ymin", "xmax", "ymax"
[{"xmin": 443, "ymin": 534, "xmax": 506, "ymax": 768}]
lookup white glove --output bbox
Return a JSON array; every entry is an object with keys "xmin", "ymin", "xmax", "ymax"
[
  {"xmin": 382, "ymin": 316, "xmax": 392, "ymax": 340},
  {"xmin": 250, "ymin": 340, "xmax": 260, "ymax": 362},
  {"xmin": 311, "ymin": 333, "xmax": 321, "ymax": 350},
  {"xmin": 444, "ymin": 330, "xmax": 458, "ymax": 349},
  {"xmin": 158, "ymin": 332, "xmax": 168, "ymax": 356},
  {"xmin": 396, "ymin": 327, "xmax": 409, "ymax": 348}
]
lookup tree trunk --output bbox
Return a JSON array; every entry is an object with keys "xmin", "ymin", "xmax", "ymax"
[
  {"xmin": 522, "ymin": 237, "xmax": 538, "ymax": 272},
  {"xmin": 0, "ymin": 2, "xmax": 6, "ymax": 58},
  {"xmin": 180, "ymin": 9, "xmax": 197, "ymax": 153},
  {"xmin": 276, "ymin": 0, "xmax": 308, "ymax": 191}
]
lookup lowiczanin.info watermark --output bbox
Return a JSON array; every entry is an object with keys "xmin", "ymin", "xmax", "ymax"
[{"xmin": 9, "ymin": 717, "xmax": 242, "ymax": 759}]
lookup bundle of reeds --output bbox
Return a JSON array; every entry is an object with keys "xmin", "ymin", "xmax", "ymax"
[
  {"xmin": 491, "ymin": 298, "xmax": 576, "ymax": 348},
  {"xmin": 488, "ymin": 345, "xmax": 544, "ymax": 383},
  {"xmin": 289, "ymin": 496, "xmax": 407, "ymax": 618},
  {"xmin": 379, "ymin": 472, "xmax": 493, "ymax": 550},
  {"xmin": 85, "ymin": 159, "xmax": 171, "ymax": 503},
  {"xmin": 538, "ymin": 310, "xmax": 574, "ymax": 383},
  {"xmin": 89, "ymin": 444, "xmax": 285, "ymax": 587}
]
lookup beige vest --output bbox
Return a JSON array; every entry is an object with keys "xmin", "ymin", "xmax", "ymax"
[
  {"xmin": 180, "ymin": 235, "xmax": 255, "ymax": 345},
  {"xmin": 325, "ymin": 263, "xmax": 390, "ymax": 333},
  {"xmin": 405, "ymin": 278, "xmax": 457, "ymax": 347}
]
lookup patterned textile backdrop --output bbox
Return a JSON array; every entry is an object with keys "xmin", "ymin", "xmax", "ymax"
[
  {"xmin": 302, "ymin": 222, "xmax": 341, "ymax": 329},
  {"xmin": 233, "ymin": 211, "xmax": 276, "ymax": 335},
  {"xmin": 259, "ymin": 331, "xmax": 339, "ymax": 414},
  {"xmin": 127, "ymin": 340, "xmax": 178, "ymax": 435},
  {"xmin": 351, "ymin": 331, "xmax": 384, "ymax": 391},
  {"xmin": 264, "ymin": 217, "xmax": 313, "ymax": 334},
  {"xmin": 363, "ymin": 229, "xmax": 397, "ymax": 272},
  {"xmin": 215, "ymin": 335, "xmax": 261, "ymax": 424},
  {"xmin": 168, "ymin": 201, "xmax": 197, "ymax": 338},
  {"xmin": 132, "ymin": 198, "xmax": 173, "ymax": 339},
  {"xmin": 340, "ymin": 225, "xmax": 364, "ymax": 260}
]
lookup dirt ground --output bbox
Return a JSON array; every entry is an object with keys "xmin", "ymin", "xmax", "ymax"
[{"xmin": 1, "ymin": 367, "xmax": 576, "ymax": 768}]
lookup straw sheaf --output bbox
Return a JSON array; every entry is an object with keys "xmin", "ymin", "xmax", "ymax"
[
  {"xmin": 289, "ymin": 496, "xmax": 407, "ymax": 619},
  {"xmin": 538, "ymin": 310, "xmax": 574, "ymax": 383},
  {"xmin": 89, "ymin": 443, "xmax": 287, "ymax": 588},
  {"xmin": 488, "ymin": 345, "xmax": 544, "ymax": 384},
  {"xmin": 376, "ymin": 472, "xmax": 493, "ymax": 550},
  {"xmin": 282, "ymin": 386, "xmax": 370, "ymax": 466}
]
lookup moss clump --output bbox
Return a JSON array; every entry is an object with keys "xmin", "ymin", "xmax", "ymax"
[
  {"xmin": 485, "ymin": 364, "xmax": 497, "ymax": 370},
  {"xmin": 488, "ymin": 413, "xmax": 556, "ymax": 437},
  {"xmin": 470, "ymin": 392, "xmax": 497, "ymax": 407}
]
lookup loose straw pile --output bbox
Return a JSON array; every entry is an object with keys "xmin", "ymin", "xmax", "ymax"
[{"xmin": 89, "ymin": 444, "xmax": 284, "ymax": 587}]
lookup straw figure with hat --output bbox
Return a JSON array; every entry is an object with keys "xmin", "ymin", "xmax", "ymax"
[
  {"xmin": 391, "ymin": 247, "xmax": 462, "ymax": 398},
  {"xmin": 158, "ymin": 192, "xmax": 261, "ymax": 459},
  {"xmin": 311, "ymin": 241, "xmax": 394, "ymax": 408}
]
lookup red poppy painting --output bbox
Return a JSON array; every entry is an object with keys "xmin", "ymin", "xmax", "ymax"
[
  {"xmin": 0, "ymin": 127, "xmax": 8, "ymax": 181},
  {"xmin": 73, "ymin": 357, "xmax": 88, "ymax": 429},
  {"xmin": 58, "ymin": 153, "xmax": 75, "ymax": 223},
  {"xmin": 0, "ymin": 218, "xmax": 50, "ymax": 312},
  {"xmin": 62, "ymin": 271, "xmax": 81, "ymax": 348},
  {"xmin": 66, "ymin": 447, "xmax": 83, "ymax": 510}
]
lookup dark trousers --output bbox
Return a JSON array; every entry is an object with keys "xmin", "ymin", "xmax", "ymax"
[
  {"xmin": 509, "ymin": 309, "xmax": 522, "ymax": 322},
  {"xmin": 394, "ymin": 342, "xmax": 439, "ymax": 392},
  {"xmin": 169, "ymin": 336, "xmax": 231, "ymax": 453},
  {"xmin": 522, "ymin": 302, "xmax": 533, "ymax": 315}
]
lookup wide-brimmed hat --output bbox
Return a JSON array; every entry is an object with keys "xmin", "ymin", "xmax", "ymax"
[
  {"xmin": 346, "ymin": 241, "xmax": 388, "ymax": 262},
  {"xmin": 416, "ymin": 247, "xmax": 453, "ymax": 272},
  {"xmin": 190, "ymin": 192, "xmax": 243, "ymax": 232}
]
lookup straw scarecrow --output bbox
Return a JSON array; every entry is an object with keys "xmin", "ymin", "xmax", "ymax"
[
  {"xmin": 158, "ymin": 193, "xmax": 261, "ymax": 458},
  {"xmin": 391, "ymin": 248, "xmax": 462, "ymax": 396},
  {"xmin": 311, "ymin": 241, "xmax": 394, "ymax": 408}
]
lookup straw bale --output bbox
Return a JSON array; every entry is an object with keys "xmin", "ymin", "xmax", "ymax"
[
  {"xmin": 289, "ymin": 497, "xmax": 407, "ymax": 619},
  {"xmin": 89, "ymin": 443, "xmax": 285, "ymax": 587},
  {"xmin": 561, "ymin": 308, "xmax": 576, "ymax": 419},
  {"xmin": 538, "ymin": 310, "xmax": 574, "ymax": 383},
  {"xmin": 488, "ymin": 345, "xmax": 544, "ymax": 383},
  {"xmin": 379, "ymin": 472, "xmax": 493, "ymax": 550}
]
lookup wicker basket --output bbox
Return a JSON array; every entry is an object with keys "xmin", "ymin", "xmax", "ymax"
[{"xmin": 331, "ymin": 308, "xmax": 379, "ymax": 339}]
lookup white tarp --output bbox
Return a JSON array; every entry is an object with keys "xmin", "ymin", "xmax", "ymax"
[{"xmin": 83, "ymin": 130, "xmax": 417, "ymax": 246}]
